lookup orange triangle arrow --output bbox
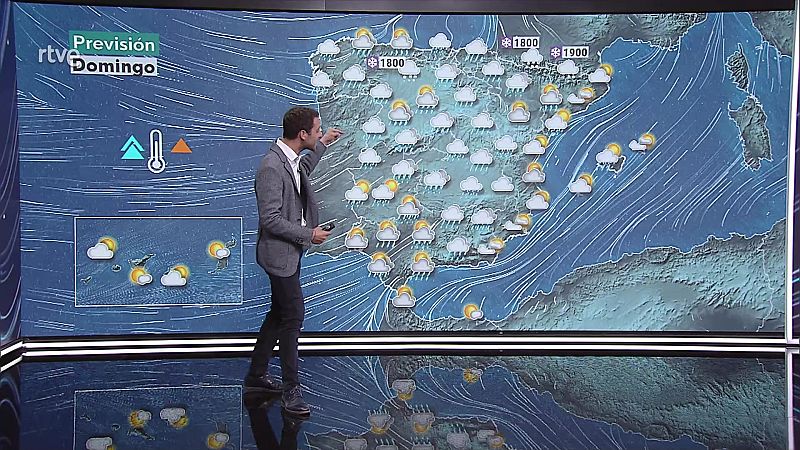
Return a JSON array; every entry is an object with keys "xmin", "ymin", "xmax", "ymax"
[{"xmin": 171, "ymin": 138, "xmax": 192, "ymax": 154}]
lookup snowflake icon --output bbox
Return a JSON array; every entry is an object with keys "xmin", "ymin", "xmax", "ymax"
[
  {"xmin": 550, "ymin": 46, "xmax": 562, "ymax": 59},
  {"xmin": 501, "ymin": 36, "xmax": 512, "ymax": 49},
  {"xmin": 366, "ymin": 56, "xmax": 379, "ymax": 69}
]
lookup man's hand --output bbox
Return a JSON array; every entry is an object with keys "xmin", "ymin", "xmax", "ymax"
[
  {"xmin": 311, "ymin": 226, "xmax": 332, "ymax": 244},
  {"xmin": 320, "ymin": 127, "xmax": 344, "ymax": 146}
]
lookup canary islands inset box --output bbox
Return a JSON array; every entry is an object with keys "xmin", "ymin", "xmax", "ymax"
[
  {"xmin": 74, "ymin": 386, "xmax": 242, "ymax": 450},
  {"xmin": 74, "ymin": 217, "xmax": 243, "ymax": 307}
]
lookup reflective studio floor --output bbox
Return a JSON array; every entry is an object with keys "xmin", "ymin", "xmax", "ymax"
[{"xmin": 2, "ymin": 352, "xmax": 798, "ymax": 450}]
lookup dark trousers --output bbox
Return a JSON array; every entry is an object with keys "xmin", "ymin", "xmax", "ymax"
[
  {"xmin": 245, "ymin": 394, "xmax": 302, "ymax": 449},
  {"xmin": 249, "ymin": 262, "xmax": 304, "ymax": 389}
]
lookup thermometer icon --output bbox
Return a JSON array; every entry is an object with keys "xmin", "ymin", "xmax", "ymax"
[{"xmin": 147, "ymin": 129, "xmax": 166, "ymax": 174}]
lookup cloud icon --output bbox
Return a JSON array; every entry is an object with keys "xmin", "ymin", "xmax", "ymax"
[
  {"xmin": 376, "ymin": 226, "xmax": 400, "ymax": 242},
  {"xmin": 423, "ymin": 169, "xmax": 450, "ymax": 187},
  {"xmin": 477, "ymin": 244, "xmax": 496, "ymax": 255},
  {"xmin": 589, "ymin": 68, "xmax": 611, "ymax": 83},
  {"xmin": 470, "ymin": 149, "xmax": 493, "ymax": 165},
  {"xmin": 465, "ymin": 38, "xmax": 488, "ymax": 55},
  {"xmin": 567, "ymin": 93, "xmax": 585, "ymax": 104},
  {"xmin": 86, "ymin": 438, "xmax": 114, "ymax": 450},
  {"xmin": 447, "ymin": 139, "xmax": 469, "ymax": 155},
  {"xmin": 161, "ymin": 269, "xmax": 186, "ymax": 287},
  {"xmin": 361, "ymin": 117, "xmax": 386, "ymax": 134},
  {"xmin": 343, "ymin": 64, "xmax": 366, "ymax": 82},
  {"xmin": 87, "ymin": 242, "xmax": 113, "ymax": 260},
  {"xmin": 522, "ymin": 168, "xmax": 545, "ymax": 183},
  {"xmin": 399, "ymin": 60, "xmax": 421, "ymax": 76},
  {"xmin": 557, "ymin": 59, "xmax": 579, "ymax": 75},
  {"xmin": 540, "ymin": 90, "xmax": 563, "ymax": 105},
  {"xmin": 372, "ymin": 184, "xmax": 395, "ymax": 200},
  {"xmin": 507, "ymin": 107, "xmax": 530, "ymax": 123},
  {"xmin": 368, "ymin": 258, "xmax": 393, "ymax": 274},
  {"xmin": 514, "ymin": 215, "xmax": 530, "ymax": 226},
  {"xmin": 395, "ymin": 129, "xmax": 419, "ymax": 145},
  {"xmin": 521, "ymin": 47, "xmax": 543, "ymax": 64},
  {"xmin": 430, "ymin": 112, "xmax": 454, "ymax": 129},
  {"xmin": 471, "ymin": 112, "xmax": 494, "ymax": 129},
  {"xmin": 345, "ymin": 234, "xmax": 368, "ymax": 249},
  {"xmin": 311, "ymin": 71, "xmax": 333, "ymax": 88},
  {"xmin": 506, "ymin": 73, "xmax": 530, "ymax": 90},
  {"xmin": 481, "ymin": 60, "xmax": 505, "ymax": 76},
  {"xmin": 345, "ymin": 186, "xmax": 369, "ymax": 201},
  {"xmin": 135, "ymin": 273, "xmax": 153, "ymax": 286},
  {"xmin": 468, "ymin": 309, "xmax": 484, "ymax": 320},
  {"xmin": 471, "ymin": 208, "xmax": 497, "ymax": 225},
  {"xmin": 629, "ymin": 139, "xmax": 647, "ymax": 151},
  {"xmin": 397, "ymin": 201, "xmax": 421, "ymax": 216},
  {"xmin": 411, "ymin": 258, "xmax": 435, "ymax": 273},
  {"xmin": 389, "ymin": 106, "xmax": 412, "ymax": 122},
  {"xmin": 215, "ymin": 247, "xmax": 231, "ymax": 259},
  {"xmin": 429, "ymin": 32, "xmax": 452, "ymax": 48},
  {"xmin": 503, "ymin": 220, "xmax": 523, "ymax": 231},
  {"xmin": 160, "ymin": 407, "xmax": 186, "ymax": 424},
  {"xmin": 370, "ymin": 83, "xmax": 393, "ymax": 99},
  {"xmin": 491, "ymin": 176, "xmax": 514, "ymax": 192},
  {"xmin": 435, "ymin": 64, "xmax": 459, "ymax": 80},
  {"xmin": 460, "ymin": 176, "xmax": 483, "ymax": 192},
  {"xmin": 489, "ymin": 236, "xmax": 505, "ymax": 247},
  {"xmin": 441, "ymin": 205, "xmax": 464, "ymax": 222},
  {"xmin": 352, "ymin": 34, "xmax": 375, "ymax": 50},
  {"xmin": 526, "ymin": 194, "xmax": 550, "ymax": 210},
  {"xmin": 416, "ymin": 91, "xmax": 439, "ymax": 107},
  {"xmin": 455, "ymin": 86, "xmax": 477, "ymax": 103},
  {"xmin": 447, "ymin": 236, "xmax": 471, "ymax": 253},
  {"xmin": 596, "ymin": 149, "xmax": 619, "ymax": 164},
  {"xmin": 390, "ymin": 34, "xmax": 413, "ymax": 50},
  {"xmin": 392, "ymin": 292, "xmax": 415, "ymax": 307},
  {"xmin": 495, "ymin": 135, "xmax": 517, "ymax": 151},
  {"xmin": 412, "ymin": 226, "xmax": 435, "ymax": 242},
  {"xmin": 545, "ymin": 114, "xmax": 567, "ymax": 130},
  {"xmin": 523, "ymin": 140, "xmax": 545, "ymax": 155},
  {"xmin": 569, "ymin": 178, "xmax": 592, "ymax": 194},
  {"xmin": 317, "ymin": 39, "xmax": 340, "ymax": 55},
  {"xmin": 392, "ymin": 159, "xmax": 417, "ymax": 176}
]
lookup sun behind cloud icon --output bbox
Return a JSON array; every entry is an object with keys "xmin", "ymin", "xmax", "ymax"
[
  {"xmin": 160, "ymin": 407, "xmax": 189, "ymax": 429},
  {"xmin": 87, "ymin": 236, "xmax": 117, "ymax": 260},
  {"xmin": 130, "ymin": 267, "xmax": 153, "ymax": 286},
  {"xmin": 161, "ymin": 265, "xmax": 189, "ymax": 287},
  {"xmin": 208, "ymin": 241, "xmax": 230, "ymax": 259}
]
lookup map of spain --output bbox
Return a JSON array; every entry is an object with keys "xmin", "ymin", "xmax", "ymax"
[{"xmin": 305, "ymin": 13, "xmax": 789, "ymax": 331}]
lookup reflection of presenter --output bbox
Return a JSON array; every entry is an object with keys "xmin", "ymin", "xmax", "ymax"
[
  {"xmin": 246, "ymin": 107, "xmax": 343, "ymax": 417},
  {"xmin": 244, "ymin": 392, "xmax": 305, "ymax": 449}
]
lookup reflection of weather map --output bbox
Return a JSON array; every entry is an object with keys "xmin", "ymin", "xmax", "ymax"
[
  {"xmin": 74, "ymin": 386, "xmax": 241, "ymax": 450},
  {"xmin": 308, "ymin": 12, "xmax": 792, "ymax": 331},
  {"xmin": 14, "ymin": 6, "xmax": 793, "ymax": 333},
  {"xmin": 20, "ymin": 356, "xmax": 786, "ymax": 450}
]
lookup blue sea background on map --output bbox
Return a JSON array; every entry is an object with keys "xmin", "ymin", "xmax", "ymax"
[
  {"xmin": 75, "ymin": 217, "xmax": 242, "ymax": 306},
  {"xmin": 14, "ymin": 6, "xmax": 790, "ymax": 334}
]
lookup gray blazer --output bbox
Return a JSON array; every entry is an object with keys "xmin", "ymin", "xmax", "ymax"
[{"xmin": 255, "ymin": 141, "xmax": 327, "ymax": 277}]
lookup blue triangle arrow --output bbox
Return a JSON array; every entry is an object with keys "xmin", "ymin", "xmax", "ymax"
[{"xmin": 120, "ymin": 135, "xmax": 145, "ymax": 160}]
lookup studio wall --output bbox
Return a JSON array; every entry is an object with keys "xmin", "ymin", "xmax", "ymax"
[{"xmin": 1, "ymin": 0, "xmax": 20, "ymax": 347}]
